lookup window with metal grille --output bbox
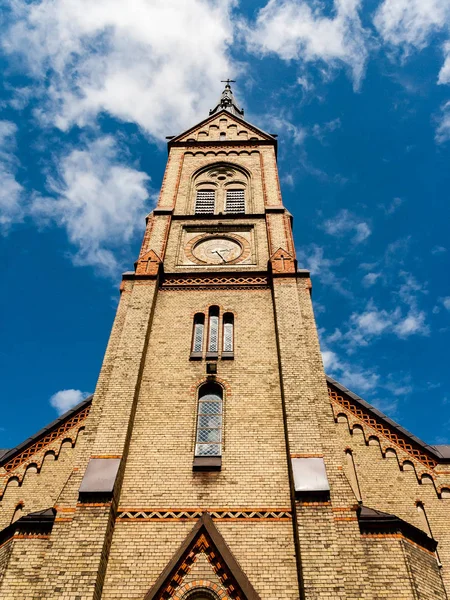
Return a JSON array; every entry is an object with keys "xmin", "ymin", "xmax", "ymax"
[
  {"xmin": 225, "ymin": 189, "xmax": 245, "ymax": 213},
  {"xmin": 222, "ymin": 313, "xmax": 234, "ymax": 353},
  {"xmin": 207, "ymin": 306, "xmax": 219, "ymax": 353},
  {"xmin": 191, "ymin": 313, "xmax": 205, "ymax": 354},
  {"xmin": 195, "ymin": 383, "xmax": 223, "ymax": 457},
  {"xmin": 195, "ymin": 189, "xmax": 215, "ymax": 214}
]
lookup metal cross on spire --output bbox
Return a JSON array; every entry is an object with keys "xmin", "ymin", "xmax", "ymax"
[{"xmin": 209, "ymin": 80, "xmax": 244, "ymax": 117}]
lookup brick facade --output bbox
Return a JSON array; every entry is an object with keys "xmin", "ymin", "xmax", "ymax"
[{"xmin": 0, "ymin": 99, "xmax": 448, "ymax": 599}]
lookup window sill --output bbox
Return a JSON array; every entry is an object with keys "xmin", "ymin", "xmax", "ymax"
[
  {"xmin": 189, "ymin": 352, "xmax": 203, "ymax": 361},
  {"xmin": 206, "ymin": 352, "xmax": 219, "ymax": 360},
  {"xmin": 193, "ymin": 456, "xmax": 222, "ymax": 471},
  {"xmin": 221, "ymin": 352, "xmax": 234, "ymax": 360}
]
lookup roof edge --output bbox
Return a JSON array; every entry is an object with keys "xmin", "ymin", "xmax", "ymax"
[
  {"xmin": 168, "ymin": 109, "xmax": 277, "ymax": 147},
  {"xmin": 326, "ymin": 375, "xmax": 448, "ymax": 463},
  {"xmin": 0, "ymin": 395, "xmax": 93, "ymax": 468}
]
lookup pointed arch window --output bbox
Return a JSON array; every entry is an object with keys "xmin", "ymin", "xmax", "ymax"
[
  {"xmin": 191, "ymin": 313, "xmax": 205, "ymax": 358},
  {"xmin": 194, "ymin": 383, "xmax": 223, "ymax": 465},
  {"xmin": 195, "ymin": 189, "xmax": 215, "ymax": 214},
  {"xmin": 207, "ymin": 306, "xmax": 219, "ymax": 357},
  {"xmin": 222, "ymin": 313, "xmax": 234, "ymax": 358}
]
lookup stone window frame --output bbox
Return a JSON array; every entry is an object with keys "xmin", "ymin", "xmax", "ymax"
[
  {"xmin": 190, "ymin": 312, "xmax": 205, "ymax": 360},
  {"xmin": 222, "ymin": 312, "xmax": 234, "ymax": 359},
  {"xmin": 190, "ymin": 162, "xmax": 251, "ymax": 215},
  {"xmin": 193, "ymin": 382, "xmax": 224, "ymax": 471},
  {"xmin": 190, "ymin": 306, "xmax": 235, "ymax": 361}
]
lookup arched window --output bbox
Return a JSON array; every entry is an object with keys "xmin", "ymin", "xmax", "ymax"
[
  {"xmin": 195, "ymin": 189, "xmax": 215, "ymax": 214},
  {"xmin": 191, "ymin": 164, "xmax": 249, "ymax": 214},
  {"xmin": 195, "ymin": 383, "xmax": 223, "ymax": 458},
  {"xmin": 207, "ymin": 306, "xmax": 219, "ymax": 356},
  {"xmin": 191, "ymin": 313, "xmax": 205, "ymax": 357},
  {"xmin": 222, "ymin": 313, "xmax": 234, "ymax": 356}
]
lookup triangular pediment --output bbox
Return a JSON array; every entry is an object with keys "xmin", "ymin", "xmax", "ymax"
[
  {"xmin": 170, "ymin": 110, "xmax": 276, "ymax": 145},
  {"xmin": 269, "ymin": 248, "xmax": 297, "ymax": 274},
  {"xmin": 144, "ymin": 512, "xmax": 261, "ymax": 600}
]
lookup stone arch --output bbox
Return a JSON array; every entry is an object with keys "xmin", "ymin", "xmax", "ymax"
[
  {"xmin": 190, "ymin": 162, "xmax": 252, "ymax": 214},
  {"xmin": 174, "ymin": 581, "xmax": 226, "ymax": 599}
]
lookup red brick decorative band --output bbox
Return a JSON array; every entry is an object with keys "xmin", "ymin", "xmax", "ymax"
[
  {"xmin": 328, "ymin": 386, "xmax": 438, "ymax": 469},
  {"xmin": 161, "ymin": 274, "xmax": 268, "ymax": 290},
  {"xmin": 2, "ymin": 404, "xmax": 91, "ymax": 473},
  {"xmin": 117, "ymin": 509, "xmax": 292, "ymax": 521}
]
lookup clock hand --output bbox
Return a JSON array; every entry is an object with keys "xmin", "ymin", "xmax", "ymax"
[{"xmin": 213, "ymin": 250, "xmax": 227, "ymax": 263}]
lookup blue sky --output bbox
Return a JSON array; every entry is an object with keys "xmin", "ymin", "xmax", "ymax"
[{"xmin": 1, "ymin": 0, "xmax": 449, "ymax": 449}]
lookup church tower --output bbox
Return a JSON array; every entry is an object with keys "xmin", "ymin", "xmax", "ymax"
[{"xmin": 1, "ymin": 83, "xmax": 450, "ymax": 599}]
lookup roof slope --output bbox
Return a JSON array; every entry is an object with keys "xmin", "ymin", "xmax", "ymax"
[
  {"xmin": 0, "ymin": 395, "xmax": 92, "ymax": 471},
  {"xmin": 327, "ymin": 375, "xmax": 449, "ymax": 466}
]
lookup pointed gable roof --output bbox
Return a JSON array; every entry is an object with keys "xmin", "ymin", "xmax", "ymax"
[
  {"xmin": 169, "ymin": 109, "xmax": 277, "ymax": 147},
  {"xmin": 144, "ymin": 512, "xmax": 261, "ymax": 600}
]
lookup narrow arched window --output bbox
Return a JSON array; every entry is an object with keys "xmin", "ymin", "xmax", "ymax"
[
  {"xmin": 222, "ymin": 313, "xmax": 234, "ymax": 357},
  {"xmin": 195, "ymin": 383, "xmax": 223, "ymax": 458},
  {"xmin": 225, "ymin": 189, "xmax": 245, "ymax": 213},
  {"xmin": 207, "ymin": 306, "xmax": 219, "ymax": 356},
  {"xmin": 191, "ymin": 313, "xmax": 205, "ymax": 357},
  {"xmin": 195, "ymin": 189, "xmax": 215, "ymax": 214}
]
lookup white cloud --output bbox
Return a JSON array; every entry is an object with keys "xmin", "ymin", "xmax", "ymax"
[
  {"xmin": 261, "ymin": 114, "xmax": 307, "ymax": 145},
  {"xmin": 312, "ymin": 118, "xmax": 341, "ymax": 142},
  {"xmin": 438, "ymin": 41, "xmax": 450, "ymax": 84},
  {"xmin": 362, "ymin": 272, "xmax": 381, "ymax": 287},
  {"xmin": 441, "ymin": 297, "xmax": 450, "ymax": 311},
  {"xmin": 379, "ymin": 196, "xmax": 404, "ymax": 215},
  {"xmin": 31, "ymin": 136, "xmax": 150, "ymax": 276},
  {"xmin": 0, "ymin": 121, "xmax": 24, "ymax": 233},
  {"xmin": 431, "ymin": 245, "xmax": 447, "ymax": 254},
  {"xmin": 322, "ymin": 209, "xmax": 371, "ymax": 244},
  {"xmin": 436, "ymin": 101, "xmax": 450, "ymax": 144},
  {"xmin": 373, "ymin": 0, "xmax": 450, "ymax": 54},
  {"xmin": 245, "ymin": 0, "xmax": 371, "ymax": 89},
  {"xmin": 49, "ymin": 389, "xmax": 91, "ymax": 415},
  {"xmin": 323, "ymin": 271, "xmax": 429, "ymax": 353},
  {"xmin": 322, "ymin": 349, "xmax": 379, "ymax": 392},
  {"xmin": 3, "ymin": 0, "xmax": 237, "ymax": 140},
  {"xmin": 297, "ymin": 243, "xmax": 350, "ymax": 296}
]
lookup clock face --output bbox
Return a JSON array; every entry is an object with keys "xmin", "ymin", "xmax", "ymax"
[{"xmin": 192, "ymin": 237, "xmax": 243, "ymax": 264}]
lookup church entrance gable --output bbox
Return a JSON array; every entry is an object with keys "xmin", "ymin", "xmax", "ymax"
[{"xmin": 144, "ymin": 513, "xmax": 260, "ymax": 600}]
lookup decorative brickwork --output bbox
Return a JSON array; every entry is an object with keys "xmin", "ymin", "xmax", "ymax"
[
  {"xmin": 161, "ymin": 274, "xmax": 268, "ymax": 290},
  {"xmin": 117, "ymin": 509, "xmax": 292, "ymax": 521},
  {"xmin": 328, "ymin": 384, "xmax": 438, "ymax": 469},
  {"xmin": 1, "ymin": 404, "xmax": 90, "ymax": 473}
]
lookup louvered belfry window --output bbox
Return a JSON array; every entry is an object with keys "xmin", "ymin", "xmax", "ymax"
[
  {"xmin": 195, "ymin": 383, "xmax": 223, "ymax": 457},
  {"xmin": 192, "ymin": 313, "xmax": 205, "ymax": 353},
  {"xmin": 225, "ymin": 189, "xmax": 245, "ymax": 213},
  {"xmin": 223, "ymin": 313, "xmax": 234, "ymax": 352},
  {"xmin": 195, "ymin": 189, "xmax": 215, "ymax": 214},
  {"xmin": 208, "ymin": 306, "xmax": 219, "ymax": 353}
]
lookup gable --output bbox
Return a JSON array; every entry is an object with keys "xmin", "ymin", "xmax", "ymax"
[
  {"xmin": 145, "ymin": 512, "xmax": 261, "ymax": 600},
  {"xmin": 171, "ymin": 110, "xmax": 276, "ymax": 145}
]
